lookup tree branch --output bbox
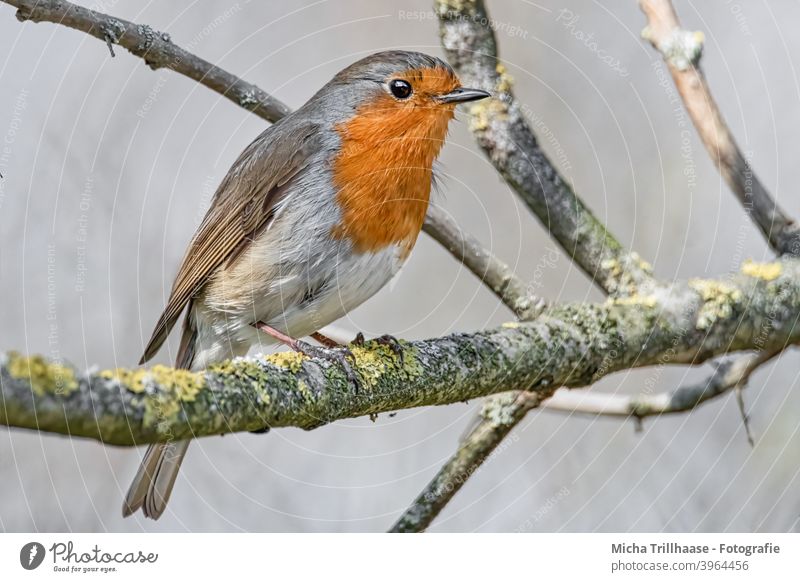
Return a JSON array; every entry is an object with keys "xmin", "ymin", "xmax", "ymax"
[
  {"xmin": 436, "ymin": 0, "xmax": 653, "ymax": 296},
  {"xmin": 390, "ymin": 389, "xmax": 539, "ymax": 532},
  {"xmin": 639, "ymin": 0, "xmax": 800, "ymax": 256},
  {"xmin": 540, "ymin": 348, "xmax": 782, "ymax": 418},
  {"xmin": 2, "ymin": 260, "xmax": 798, "ymax": 446},
  {"xmin": 390, "ymin": 0, "xmax": 660, "ymax": 532},
  {"xmin": 2, "ymin": 0, "xmax": 291, "ymax": 122},
  {"xmin": 422, "ymin": 205, "xmax": 545, "ymax": 320}
]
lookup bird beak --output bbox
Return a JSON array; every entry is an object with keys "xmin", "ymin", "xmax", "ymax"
[{"xmin": 436, "ymin": 87, "xmax": 491, "ymax": 104}]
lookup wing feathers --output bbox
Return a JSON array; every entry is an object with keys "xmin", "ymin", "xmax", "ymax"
[{"xmin": 140, "ymin": 123, "xmax": 322, "ymax": 365}]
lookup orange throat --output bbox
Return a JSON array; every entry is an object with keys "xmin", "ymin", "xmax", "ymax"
[{"xmin": 331, "ymin": 68, "xmax": 458, "ymax": 257}]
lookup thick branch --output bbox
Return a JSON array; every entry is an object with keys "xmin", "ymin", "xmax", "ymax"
[
  {"xmin": 541, "ymin": 349, "xmax": 780, "ymax": 418},
  {"xmin": 639, "ymin": 0, "xmax": 800, "ymax": 256},
  {"xmin": 436, "ymin": 0, "xmax": 653, "ymax": 295},
  {"xmin": 2, "ymin": 260, "xmax": 799, "ymax": 446},
  {"xmin": 3, "ymin": 0, "xmax": 291, "ymax": 122},
  {"xmin": 423, "ymin": 206, "xmax": 545, "ymax": 320}
]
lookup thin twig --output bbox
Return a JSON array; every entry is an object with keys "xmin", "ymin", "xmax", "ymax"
[
  {"xmin": 423, "ymin": 206, "xmax": 545, "ymax": 319},
  {"xmin": 3, "ymin": 0, "xmax": 291, "ymax": 122},
  {"xmin": 639, "ymin": 0, "xmax": 800, "ymax": 256},
  {"xmin": 540, "ymin": 349, "xmax": 781, "ymax": 421}
]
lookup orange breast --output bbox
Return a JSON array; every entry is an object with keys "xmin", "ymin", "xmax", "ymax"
[{"xmin": 331, "ymin": 67, "xmax": 459, "ymax": 257}]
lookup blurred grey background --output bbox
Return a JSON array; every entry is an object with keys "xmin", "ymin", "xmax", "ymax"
[{"xmin": 1, "ymin": 0, "xmax": 798, "ymax": 532}]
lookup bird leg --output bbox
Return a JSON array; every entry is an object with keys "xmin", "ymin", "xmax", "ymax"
[
  {"xmin": 254, "ymin": 322, "xmax": 359, "ymax": 387},
  {"xmin": 310, "ymin": 331, "xmax": 342, "ymax": 348}
]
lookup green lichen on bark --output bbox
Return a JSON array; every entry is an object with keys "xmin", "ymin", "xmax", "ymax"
[
  {"xmin": 1, "ymin": 260, "xmax": 799, "ymax": 446},
  {"xmin": 4, "ymin": 352, "xmax": 78, "ymax": 396},
  {"xmin": 434, "ymin": 0, "xmax": 651, "ymax": 296}
]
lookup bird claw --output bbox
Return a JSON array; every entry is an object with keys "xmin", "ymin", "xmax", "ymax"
[
  {"xmin": 374, "ymin": 334, "xmax": 404, "ymax": 364},
  {"xmin": 293, "ymin": 340, "xmax": 360, "ymax": 389},
  {"xmin": 348, "ymin": 332, "xmax": 403, "ymax": 363}
]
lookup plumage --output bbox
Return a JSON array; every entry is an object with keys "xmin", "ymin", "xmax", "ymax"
[{"xmin": 124, "ymin": 50, "xmax": 489, "ymax": 520}]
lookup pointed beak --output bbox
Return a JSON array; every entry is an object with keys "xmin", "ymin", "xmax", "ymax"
[{"xmin": 436, "ymin": 87, "xmax": 491, "ymax": 104}]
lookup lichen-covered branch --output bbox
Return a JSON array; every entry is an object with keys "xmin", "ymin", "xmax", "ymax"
[
  {"xmin": 423, "ymin": 206, "xmax": 545, "ymax": 319},
  {"xmin": 2, "ymin": 0, "xmax": 291, "ymax": 122},
  {"xmin": 540, "ymin": 348, "xmax": 781, "ymax": 417},
  {"xmin": 436, "ymin": 0, "xmax": 653, "ymax": 295},
  {"xmin": 2, "ymin": 260, "xmax": 798, "ymax": 447},
  {"xmin": 639, "ymin": 0, "xmax": 800, "ymax": 256}
]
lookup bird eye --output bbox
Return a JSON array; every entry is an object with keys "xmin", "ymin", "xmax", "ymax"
[{"xmin": 389, "ymin": 79, "xmax": 413, "ymax": 99}]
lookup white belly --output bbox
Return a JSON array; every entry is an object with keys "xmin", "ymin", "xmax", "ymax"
[{"xmin": 190, "ymin": 241, "xmax": 406, "ymax": 369}]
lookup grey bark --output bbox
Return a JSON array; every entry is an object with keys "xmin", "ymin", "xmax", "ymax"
[{"xmin": 3, "ymin": 261, "xmax": 799, "ymax": 446}]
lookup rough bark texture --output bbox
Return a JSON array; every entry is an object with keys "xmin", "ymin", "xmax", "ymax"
[
  {"xmin": 2, "ymin": 260, "xmax": 798, "ymax": 446},
  {"xmin": 436, "ymin": 0, "xmax": 653, "ymax": 295}
]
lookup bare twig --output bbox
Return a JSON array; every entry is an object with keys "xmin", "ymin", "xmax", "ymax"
[
  {"xmin": 3, "ymin": 0, "xmax": 291, "ymax": 122},
  {"xmin": 390, "ymin": 0, "xmax": 659, "ymax": 532},
  {"xmin": 423, "ymin": 206, "xmax": 545, "ymax": 319},
  {"xmin": 639, "ymin": 0, "xmax": 800, "ymax": 256},
  {"xmin": 734, "ymin": 384, "xmax": 755, "ymax": 447},
  {"xmin": 540, "ymin": 349, "xmax": 781, "ymax": 421}
]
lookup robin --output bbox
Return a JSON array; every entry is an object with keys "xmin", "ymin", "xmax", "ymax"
[{"xmin": 123, "ymin": 50, "xmax": 489, "ymax": 520}]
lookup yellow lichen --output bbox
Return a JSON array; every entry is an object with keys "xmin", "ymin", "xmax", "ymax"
[
  {"xmin": 607, "ymin": 294, "xmax": 658, "ymax": 308},
  {"xmin": 495, "ymin": 63, "xmax": 514, "ymax": 93},
  {"xmin": 350, "ymin": 343, "xmax": 421, "ymax": 390},
  {"xmin": 101, "ymin": 366, "xmax": 203, "ymax": 401},
  {"xmin": 630, "ymin": 252, "xmax": 654, "ymax": 275},
  {"xmin": 266, "ymin": 350, "xmax": 307, "ymax": 373},
  {"xmin": 6, "ymin": 353, "xmax": 78, "ymax": 396},
  {"xmin": 99, "ymin": 365, "xmax": 204, "ymax": 429},
  {"xmin": 741, "ymin": 260, "xmax": 782, "ymax": 282},
  {"xmin": 468, "ymin": 98, "xmax": 507, "ymax": 132},
  {"xmin": 502, "ymin": 322, "xmax": 521, "ymax": 329},
  {"xmin": 689, "ymin": 279, "xmax": 743, "ymax": 330}
]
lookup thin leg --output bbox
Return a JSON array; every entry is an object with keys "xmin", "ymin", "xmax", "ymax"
[
  {"xmin": 254, "ymin": 322, "xmax": 359, "ymax": 387},
  {"xmin": 255, "ymin": 322, "xmax": 303, "ymax": 350},
  {"xmin": 311, "ymin": 331, "xmax": 341, "ymax": 348}
]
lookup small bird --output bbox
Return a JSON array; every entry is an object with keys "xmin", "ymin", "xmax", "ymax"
[{"xmin": 123, "ymin": 50, "xmax": 489, "ymax": 519}]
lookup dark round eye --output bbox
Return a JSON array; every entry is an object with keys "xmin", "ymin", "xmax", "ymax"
[{"xmin": 389, "ymin": 79, "xmax": 413, "ymax": 99}]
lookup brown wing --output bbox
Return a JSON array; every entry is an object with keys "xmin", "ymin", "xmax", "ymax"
[{"xmin": 139, "ymin": 123, "xmax": 322, "ymax": 365}]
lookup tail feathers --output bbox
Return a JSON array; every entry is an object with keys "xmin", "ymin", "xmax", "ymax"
[
  {"xmin": 122, "ymin": 440, "xmax": 191, "ymax": 520},
  {"xmin": 125, "ymin": 309, "xmax": 197, "ymax": 520}
]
